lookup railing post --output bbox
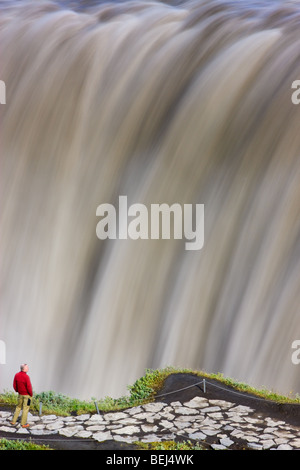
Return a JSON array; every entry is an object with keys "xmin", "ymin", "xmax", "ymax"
[
  {"xmin": 95, "ymin": 401, "xmax": 100, "ymax": 415},
  {"xmin": 203, "ymin": 379, "xmax": 206, "ymax": 393},
  {"xmin": 39, "ymin": 401, "xmax": 43, "ymax": 416}
]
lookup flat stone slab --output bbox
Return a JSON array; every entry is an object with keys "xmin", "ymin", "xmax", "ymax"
[
  {"xmin": 93, "ymin": 431, "xmax": 113, "ymax": 442},
  {"xmin": 183, "ymin": 397, "xmax": 209, "ymax": 408},
  {"xmin": 1, "ymin": 394, "xmax": 299, "ymax": 450}
]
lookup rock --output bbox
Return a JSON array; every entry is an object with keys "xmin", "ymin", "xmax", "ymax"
[
  {"xmin": 244, "ymin": 417, "xmax": 263, "ymax": 424},
  {"xmin": 30, "ymin": 424, "xmax": 45, "ymax": 430},
  {"xmin": 223, "ymin": 425, "xmax": 234, "ymax": 431},
  {"xmin": 275, "ymin": 438, "xmax": 289, "ymax": 445},
  {"xmin": 141, "ymin": 424, "xmax": 158, "ymax": 433},
  {"xmin": 202, "ymin": 428, "xmax": 219, "ymax": 436},
  {"xmin": 247, "ymin": 443, "xmax": 263, "ymax": 450},
  {"xmin": 75, "ymin": 430, "xmax": 92, "ymax": 438},
  {"xmin": 169, "ymin": 401, "xmax": 182, "ymax": 407},
  {"xmin": 112, "ymin": 425, "xmax": 140, "ymax": 435},
  {"xmin": 85, "ymin": 414, "xmax": 104, "ymax": 424},
  {"xmin": 41, "ymin": 414, "xmax": 57, "ymax": 421},
  {"xmin": 290, "ymin": 438, "xmax": 300, "ymax": 448},
  {"xmin": 260, "ymin": 433, "xmax": 277, "ymax": 440},
  {"xmin": 159, "ymin": 411, "xmax": 175, "ymax": 420},
  {"xmin": 27, "ymin": 414, "xmax": 40, "ymax": 422},
  {"xmin": 176, "ymin": 415, "xmax": 199, "ymax": 422},
  {"xmin": 262, "ymin": 440, "xmax": 275, "ymax": 449},
  {"xmin": 188, "ymin": 431, "xmax": 206, "ymax": 440},
  {"xmin": 201, "ymin": 417, "xmax": 222, "ymax": 428},
  {"xmin": 86, "ymin": 424, "xmax": 105, "ymax": 431},
  {"xmin": 93, "ymin": 431, "xmax": 113, "ymax": 442},
  {"xmin": 266, "ymin": 418, "xmax": 285, "ymax": 427},
  {"xmin": 209, "ymin": 412, "xmax": 223, "ymax": 420},
  {"xmin": 173, "ymin": 421, "xmax": 188, "ymax": 430},
  {"xmin": 59, "ymin": 425, "xmax": 84, "ymax": 437},
  {"xmin": 0, "ymin": 426, "xmax": 15, "ymax": 433},
  {"xmin": 274, "ymin": 430, "xmax": 294, "ymax": 439},
  {"xmin": 184, "ymin": 397, "xmax": 209, "ymax": 408},
  {"xmin": 104, "ymin": 412, "xmax": 128, "ymax": 421},
  {"xmin": 201, "ymin": 406, "xmax": 221, "ymax": 413},
  {"xmin": 118, "ymin": 418, "xmax": 140, "ymax": 425},
  {"xmin": 46, "ymin": 420, "xmax": 64, "ymax": 430},
  {"xmin": 160, "ymin": 420, "xmax": 173, "ymax": 429},
  {"xmin": 63, "ymin": 417, "xmax": 76, "ymax": 422},
  {"xmin": 114, "ymin": 435, "xmax": 137, "ymax": 443},
  {"xmin": 143, "ymin": 403, "xmax": 166, "ymax": 413},
  {"xmin": 174, "ymin": 407, "xmax": 198, "ymax": 415},
  {"xmin": 75, "ymin": 414, "xmax": 90, "ymax": 421},
  {"xmin": 16, "ymin": 428, "xmax": 29, "ymax": 434},
  {"xmin": 277, "ymin": 444, "xmax": 293, "ymax": 450},
  {"xmin": 231, "ymin": 405, "xmax": 254, "ymax": 414},
  {"xmin": 227, "ymin": 414, "xmax": 245, "ymax": 423},
  {"xmin": 184, "ymin": 427, "xmax": 197, "ymax": 434},
  {"xmin": 211, "ymin": 444, "xmax": 227, "ymax": 450},
  {"xmin": 220, "ymin": 437, "xmax": 234, "ymax": 447},
  {"xmin": 244, "ymin": 435, "xmax": 259, "ymax": 443},
  {"xmin": 127, "ymin": 405, "xmax": 144, "ymax": 415},
  {"xmin": 209, "ymin": 399, "xmax": 234, "ymax": 408},
  {"xmin": 263, "ymin": 426, "xmax": 277, "ymax": 433},
  {"xmin": 134, "ymin": 412, "xmax": 155, "ymax": 420}
]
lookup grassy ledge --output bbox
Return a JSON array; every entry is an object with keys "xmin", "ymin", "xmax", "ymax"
[
  {"xmin": 0, "ymin": 367, "xmax": 299, "ymax": 417},
  {"xmin": 0, "ymin": 438, "xmax": 50, "ymax": 451}
]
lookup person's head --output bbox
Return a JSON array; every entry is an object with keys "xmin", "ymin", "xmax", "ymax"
[{"xmin": 20, "ymin": 363, "xmax": 29, "ymax": 373}]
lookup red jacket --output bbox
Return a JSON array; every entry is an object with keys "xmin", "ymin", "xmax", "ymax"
[{"xmin": 13, "ymin": 371, "xmax": 33, "ymax": 397}]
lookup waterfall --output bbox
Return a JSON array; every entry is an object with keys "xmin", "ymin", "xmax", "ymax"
[{"xmin": 1, "ymin": 0, "xmax": 300, "ymax": 399}]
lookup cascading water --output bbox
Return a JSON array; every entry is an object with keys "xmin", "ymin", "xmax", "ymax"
[{"xmin": 0, "ymin": 0, "xmax": 300, "ymax": 399}]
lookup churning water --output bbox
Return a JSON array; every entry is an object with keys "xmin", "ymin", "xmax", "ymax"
[{"xmin": 1, "ymin": 0, "xmax": 300, "ymax": 399}]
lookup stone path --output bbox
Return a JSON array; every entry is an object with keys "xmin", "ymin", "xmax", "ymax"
[{"xmin": 1, "ymin": 395, "xmax": 300, "ymax": 450}]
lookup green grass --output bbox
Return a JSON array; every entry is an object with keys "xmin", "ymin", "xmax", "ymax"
[
  {"xmin": 135, "ymin": 439, "xmax": 205, "ymax": 450},
  {"xmin": 0, "ymin": 438, "xmax": 50, "ymax": 450},
  {"xmin": 1, "ymin": 367, "xmax": 299, "ymax": 417},
  {"xmin": 127, "ymin": 366, "xmax": 300, "ymax": 406}
]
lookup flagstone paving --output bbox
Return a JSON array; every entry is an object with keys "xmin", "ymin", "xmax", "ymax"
[{"xmin": 1, "ymin": 395, "xmax": 300, "ymax": 450}]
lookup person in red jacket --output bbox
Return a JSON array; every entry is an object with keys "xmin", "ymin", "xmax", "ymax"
[{"xmin": 11, "ymin": 364, "xmax": 33, "ymax": 428}]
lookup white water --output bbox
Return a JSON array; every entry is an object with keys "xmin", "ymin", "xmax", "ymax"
[{"xmin": 1, "ymin": 0, "xmax": 300, "ymax": 399}]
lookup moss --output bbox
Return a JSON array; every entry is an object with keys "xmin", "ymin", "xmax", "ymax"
[
  {"xmin": 134, "ymin": 440, "xmax": 204, "ymax": 450},
  {"xmin": 0, "ymin": 438, "xmax": 51, "ymax": 450}
]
